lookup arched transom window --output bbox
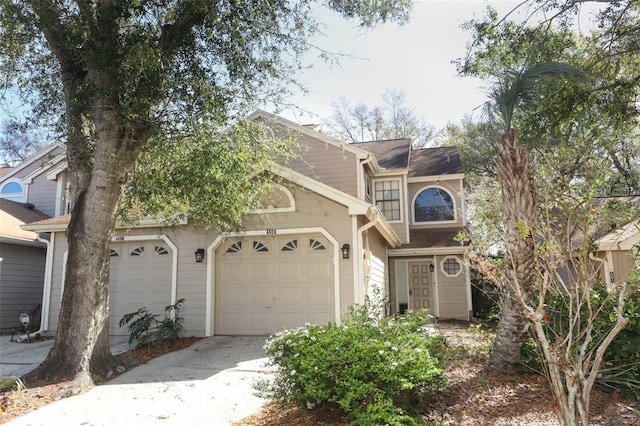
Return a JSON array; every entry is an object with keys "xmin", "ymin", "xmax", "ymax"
[
  {"xmin": 0, "ymin": 180, "xmax": 25, "ymax": 203},
  {"xmin": 414, "ymin": 187, "xmax": 455, "ymax": 222}
]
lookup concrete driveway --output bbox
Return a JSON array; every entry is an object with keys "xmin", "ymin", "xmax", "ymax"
[{"xmin": 0, "ymin": 335, "xmax": 273, "ymax": 425}]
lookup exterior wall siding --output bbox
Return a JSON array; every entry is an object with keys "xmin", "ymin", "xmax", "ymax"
[
  {"xmin": 25, "ymin": 178, "xmax": 58, "ymax": 216},
  {"xmin": 44, "ymin": 180, "xmax": 358, "ymax": 337},
  {"xmin": 435, "ymin": 255, "xmax": 468, "ymax": 319},
  {"xmin": 0, "ymin": 244, "xmax": 46, "ymax": 331},
  {"xmin": 366, "ymin": 230, "xmax": 388, "ymax": 315},
  {"xmin": 283, "ymin": 133, "xmax": 360, "ymax": 198}
]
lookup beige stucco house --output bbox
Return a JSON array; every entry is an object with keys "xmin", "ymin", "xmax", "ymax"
[{"xmin": 14, "ymin": 111, "xmax": 472, "ymax": 338}]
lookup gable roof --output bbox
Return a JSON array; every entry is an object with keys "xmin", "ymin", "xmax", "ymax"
[
  {"xmin": 0, "ymin": 142, "xmax": 66, "ymax": 184},
  {"xmin": 0, "ymin": 199, "xmax": 51, "ymax": 245},
  {"xmin": 409, "ymin": 147, "xmax": 463, "ymax": 177},
  {"xmin": 353, "ymin": 139, "xmax": 411, "ymax": 170}
]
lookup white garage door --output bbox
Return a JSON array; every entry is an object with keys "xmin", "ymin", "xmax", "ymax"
[
  {"xmin": 215, "ymin": 234, "xmax": 334, "ymax": 335},
  {"xmin": 109, "ymin": 241, "xmax": 172, "ymax": 335}
]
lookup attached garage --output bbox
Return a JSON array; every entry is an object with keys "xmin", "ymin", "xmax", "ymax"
[
  {"xmin": 214, "ymin": 233, "xmax": 335, "ymax": 335},
  {"xmin": 109, "ymin": 240, "xmax": 173, "ymax": 335}
]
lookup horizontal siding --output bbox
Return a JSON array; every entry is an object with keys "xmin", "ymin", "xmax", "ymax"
[
  {"xmin": 436, "ymin": 255, "xmax": 468, "ymax": 319},
  {"xmin": 0, "ymin": 244, "xmax": 46, "ymax": 331},
  {"xmin": 284, "ymin": 133, "xmax": 359, "ymax": 198},
  {"xmin": 26, "ymin": 177, "xmax": 57, "ymax": 216}
]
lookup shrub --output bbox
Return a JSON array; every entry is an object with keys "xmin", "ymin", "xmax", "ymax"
[
  {"xmin": 520, "ymin": 283, "xmax": 640, "ymax": 399},
  {"xmin": 119, "ymin": 298, "xmax": 185, "ymax": 349},
  {"xmin": 256, "ymin": 305, "xmax": 446, "ymax": 425}
]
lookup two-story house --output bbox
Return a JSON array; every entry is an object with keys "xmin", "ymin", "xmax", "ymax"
[{"xmin": 15, "ymin": 111, "xmax": 472, "ymax": 338}]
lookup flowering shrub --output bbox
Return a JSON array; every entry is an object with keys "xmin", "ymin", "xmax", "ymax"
[{"xmin": 256, "ymin": 306, "xmax": 446, "ymax": 425}]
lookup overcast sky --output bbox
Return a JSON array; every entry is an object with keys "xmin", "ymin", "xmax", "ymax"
[{"xmin": 277, "ymin": 0, "xmax": 599, "ymax": 130}]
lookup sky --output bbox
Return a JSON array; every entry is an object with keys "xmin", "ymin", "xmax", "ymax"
[{"xmin": 276, "ymin": 0, "xmax": 598, "ymax": 130}]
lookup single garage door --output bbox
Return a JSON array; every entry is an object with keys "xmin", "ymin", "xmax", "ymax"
[
  {"xmin": 109, "ymin": 241, "xmax": 172, "ymax": 335},
  {"xmin": 215, "ymin": 234, "xmax": 334, "ymax": 335}
]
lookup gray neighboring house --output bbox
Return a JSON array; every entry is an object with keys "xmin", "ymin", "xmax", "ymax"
[{"xmin": 0, "ymin": 199, "xmax": 51, "ymax": 332}]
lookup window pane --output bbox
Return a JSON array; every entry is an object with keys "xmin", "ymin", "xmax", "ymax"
[
  {"xmin": 375, "ymin": 180, "xmax": 401, "ymax": 221},
  {"xmin": 414, "ymin": 188, "xmax": 454, "ymax": 222},
  {"xmin": 1, "ymin": 182, "xmax": 23, "ymax": 194}
]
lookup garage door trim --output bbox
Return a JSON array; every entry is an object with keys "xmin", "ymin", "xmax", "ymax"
[{"xmin": 205, "ymin": 227, "xmax": 341, "ymax": 336}]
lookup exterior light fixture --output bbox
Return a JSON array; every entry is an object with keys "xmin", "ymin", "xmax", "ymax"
[
  {"xmin": 429, "ymin": 264, "xmax": 434, "ymax": 273},
  {"xmin": 341, "ymin": 244, "xmax": 350, "ymax": 259},
  {"xmin": 194, "ymin": 248, "xmax": 205, "ymax": 263}
]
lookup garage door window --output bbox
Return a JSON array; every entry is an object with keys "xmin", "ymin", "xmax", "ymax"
[
  {"xmin": 226, "ymin": 241, "xmax": 242, "ymax": 253},
  {"xmin": 282, "ymin": 239, "xmax": 298, "ymax": 252},
  {"xmin": 154, "ymin": 246, "xmax": 169, "ymax": 256},
  {"xmin": 130, "ymin": 247, "xmax": 144, "ymax": 256},
  {"xmin": 309, "ymin": 238, "xmax": 326, "ymax": 250},
  {"xmin": 110, "ymin": 249, "xmax": 119, "ymax": 257},
  {"xmin": 253, "ymin": 241, "xmax": 269, "ymax": 252}
]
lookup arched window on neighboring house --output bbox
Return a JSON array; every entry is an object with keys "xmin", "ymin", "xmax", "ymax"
[
  {"xmin": 0, "ymin": 180, "xmax": 25, "ymax": 203},
  {"xmin": 413, "ymin": 187, "xmax": 455, "ymax": 223}
]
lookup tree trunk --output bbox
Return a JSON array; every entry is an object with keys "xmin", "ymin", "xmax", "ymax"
[
  {"xmin": 25, "ymin": 106, "xmax": 139, "ymax": 392},
  {"xmin": 486, "ymin": 128, "xmax": 538, "ymax": 372}
]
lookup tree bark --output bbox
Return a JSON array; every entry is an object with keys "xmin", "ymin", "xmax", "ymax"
[{"xmin": 486, "ymin": 128, "xmax": 538, "ymax": 372}]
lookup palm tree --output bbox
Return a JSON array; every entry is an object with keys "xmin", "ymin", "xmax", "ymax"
[{"xmin": 484, "ymin": 63, "xmax": 587, "ymax": 372}]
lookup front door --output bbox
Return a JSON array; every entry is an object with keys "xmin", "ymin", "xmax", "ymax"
[{"xmin": 409, "ymin": 262, "xmax": 432, "ymax": 311}]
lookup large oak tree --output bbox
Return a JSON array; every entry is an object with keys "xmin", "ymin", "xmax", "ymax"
[{"xmin": 0, "ymin": 0, "xmax": 412, "ymax": 392}]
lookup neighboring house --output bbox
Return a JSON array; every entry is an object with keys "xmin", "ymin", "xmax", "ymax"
[
  {"xmin": 0, "ymin": 200, "xmax": 50, "ymax": 331},
  {"xmin": 590, "ymin": 196, "xmax": 640, "ymax": 286},
  {"xmin": 20, "ymin": 111, "xmax": 472, "ymax": 338}
]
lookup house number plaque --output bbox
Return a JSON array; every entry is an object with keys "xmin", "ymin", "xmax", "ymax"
[{"xmin": 266, "ymin": 229, "xmax": 277, "ymax": 235}]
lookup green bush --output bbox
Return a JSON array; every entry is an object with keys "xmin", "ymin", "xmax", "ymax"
[
  {"xmin": 256, "ymin": 306, "xmax": 447, "ymax": 425},
  {"xmin": 119, "ymin": 298, "xmax": 185, "ymax": 349},
  {"xmin": 520, "ymin": 283, "xmax": 640, "ymax": 399}
]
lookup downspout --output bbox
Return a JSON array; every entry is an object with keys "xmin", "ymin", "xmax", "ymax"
[
  {"xmin": 356, "ymin": 208, "xmax": 379, "ymax": 304},
  {"xmin": 16, "ymin": 233, "xmax": 54, "ymax": 342}
]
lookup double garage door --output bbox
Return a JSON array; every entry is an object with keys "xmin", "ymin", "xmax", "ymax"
[
  {"xmin": 108, "ymin": 241, "xmax": 172, "ymax": 335},
  {"xmin": 215, "ymin": 234, "xmax": 335, "ymax": 335}
]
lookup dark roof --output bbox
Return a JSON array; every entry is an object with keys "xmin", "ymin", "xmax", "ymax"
[
  {"xmin": 353, "ymin": 139, "xmax": 411, "ymax": 170},
  {"xmin": 409, "ymin": 147, "xmax": 463, "ymax": 177},
  {"xmin": 0, "ymin": 199, "xmax": 51, "ymax": 240},
  {"xmin": 401, "ymin": 227, "xmax": 469, "ymax": 249}
]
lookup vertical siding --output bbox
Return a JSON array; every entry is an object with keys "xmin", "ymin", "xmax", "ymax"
[
  {"xmin": 0, "ymin": 244, "xmax": 46, "ymax": 331},
  {"xmin": 436, "ymin": 255, "xmax": 468, "ymax": 319},
  {"xmin": 366, "ymin": 230, "xmax": 388, "ymax": 316}
]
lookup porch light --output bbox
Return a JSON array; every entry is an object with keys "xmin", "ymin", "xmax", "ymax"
[
  {"xmin": 194, "ymin": 248, "xmax": 205, "ymax": 263},
  {"xmin": 429, "ymin": 264, "xmax": 434, "ymax": 272},
  {"xmin": 341, "ymin": 244, "xmax": 350, "ymax": 259}
]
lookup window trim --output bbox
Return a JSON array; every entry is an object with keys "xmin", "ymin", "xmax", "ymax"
[
  {"xmin": 411, "ymin": 185, "xmax": 457, "ymax": 225},
  {"xmin": 440, "ymin": 256, "xmax": 462, "ymax": 278},
  {"xmin": 0, "ymin": 178, "xmax": 26, "ymax": 203},
  {"xmin": 247, "ymin": 183, "xmax": 295, "ymax": 214},
  {"xmin": 372, "ymin": 177, "xmax": 403, "ymax": 223}
]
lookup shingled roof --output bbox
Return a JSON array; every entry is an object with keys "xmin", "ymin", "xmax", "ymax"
[
  {"xmin": 354, "ymin": 139, "xmax": 411, "ymax": 170},
  {"xmin": 409, "ymin": 146, "xmax": 463, "ymax": 177},
  {"xmin": 0, "ymin": 199, "xmax": 51, "ymax": 242},
  {"xmin": 400, "ymin": 227, "xmax": 469, "ymax": 249}
]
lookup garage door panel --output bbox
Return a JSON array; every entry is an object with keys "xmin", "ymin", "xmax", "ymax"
[
  {"xmin": 249, "ymin": 287, "xmax": 271, "ymax": 304},
  {"xmin": 215, "ymin": 234, "xmax": 334, "ymax": 335},
  {"xmin": 109, "ymin": 241, "xmax": 172, "ymax": 335},
  {"xmin": 308, "ymin": 287, "xmax": 331, "ymax": 304},
  {"xmin": 279, "ymin": 287, "xmax": 301, "ymax": 304},
  {"xmin": 221, "ymin": 261, "xmax": 246, "ymax": 281},
  {"xmin": 220, "ymin": 287, "xmax": 243, "ymax": 304},
  {"xmin": 307, "ymin": 260, "xmax": 331, "ymax": 279},
  {"xmin": 249, "ymin": 261, "xmax": 273, "ymax": 280}
]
